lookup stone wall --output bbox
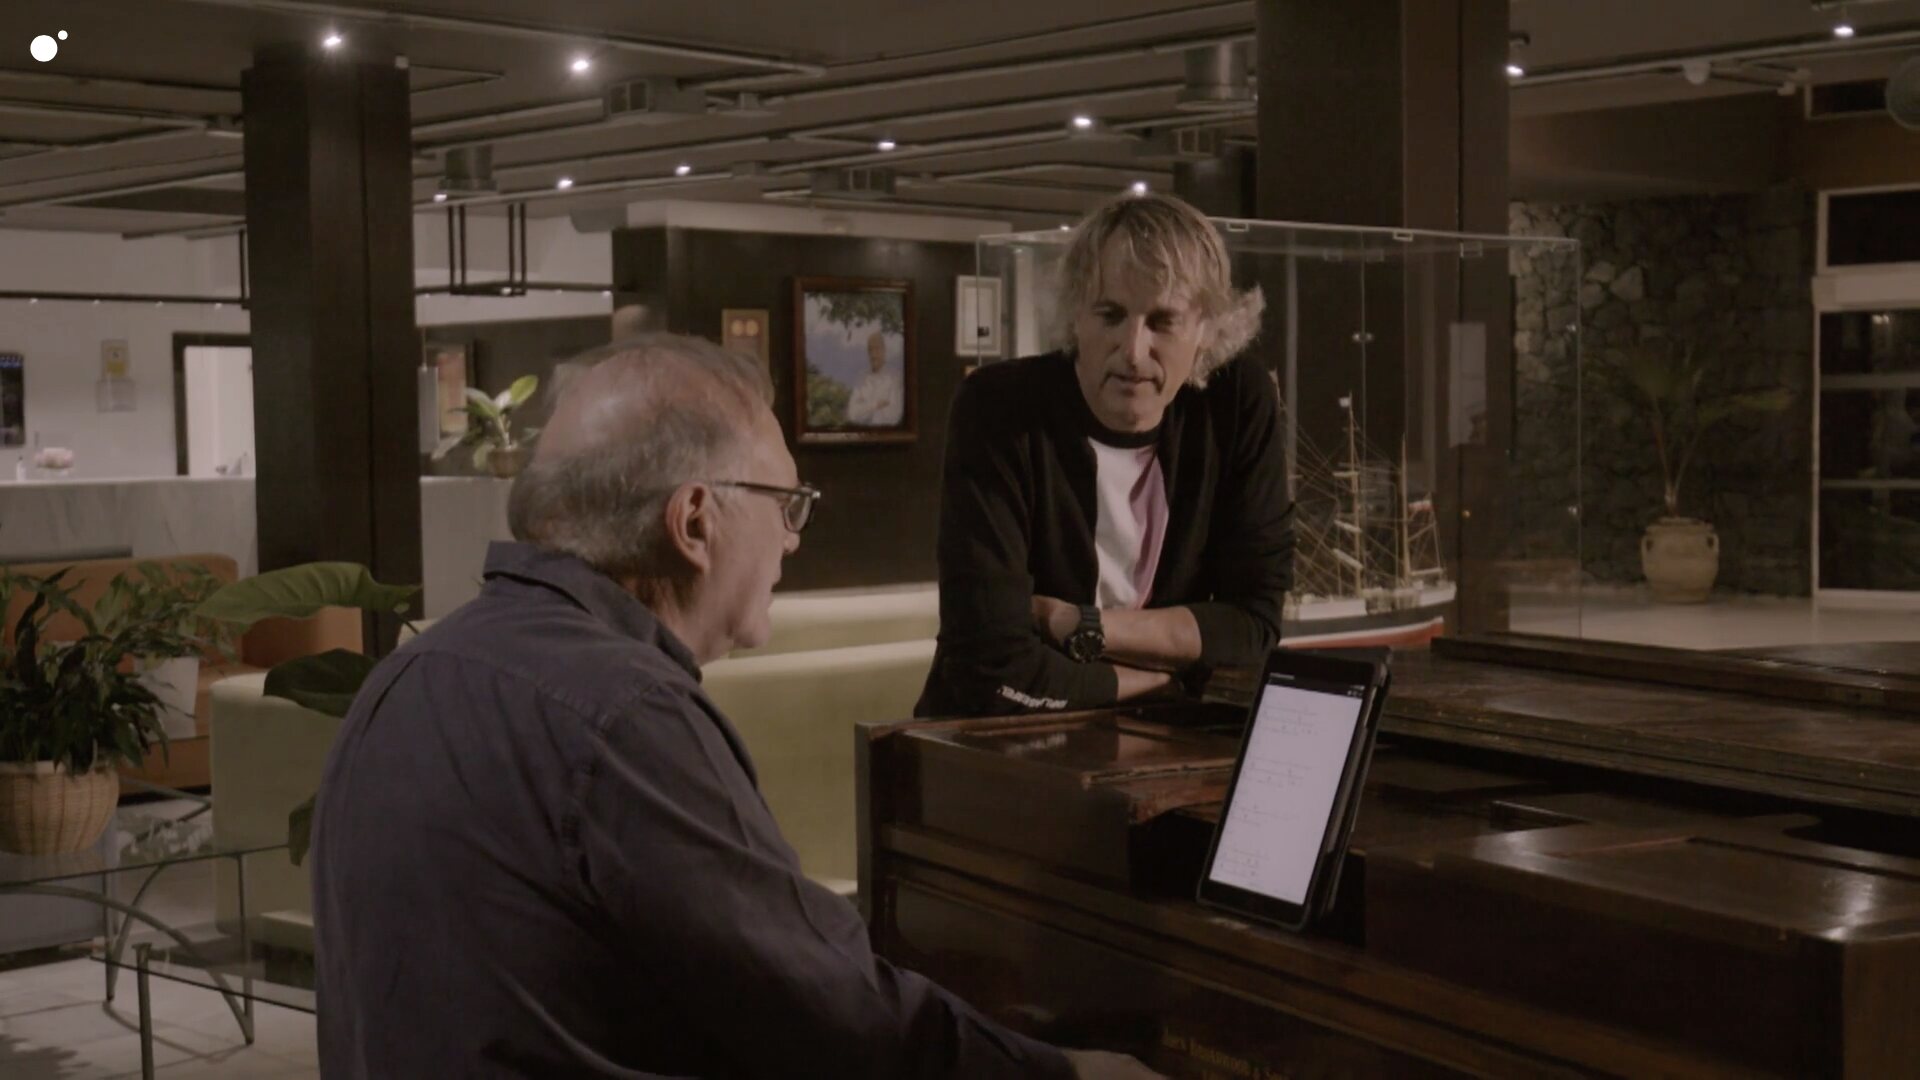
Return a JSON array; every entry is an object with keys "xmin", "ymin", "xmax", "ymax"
[{"xmin": 1508, "ymin": 186, "xmax": 1815, "ymax": 595}]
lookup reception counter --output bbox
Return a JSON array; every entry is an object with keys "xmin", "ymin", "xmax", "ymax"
[{"xmin": 0, "ymin": 475, "xmax": 513, "ymax": 618}]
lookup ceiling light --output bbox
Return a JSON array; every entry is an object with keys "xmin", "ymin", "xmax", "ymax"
[
  {"xmin": 322, "ymin": 32, "xmax": 343, "ymax": 49},
  {"xmin": 1505, "ymin": 62, "xmax": 1525, "ymax": 78},
  {"xmin": 600, "ymin": 290, "xmax": 612, "ymax": 298},
  {"xmin": 1130, "ymin": 181, "xmax": 1149, "ymax": 196},
  {"xmin": 556, "ymin": 176, "xmax": 574, "ymax": 190},
  {"xmin": 876, "ymin": 139, "xmax": 897, "ymax": 152},
  {"xmin": 1834, "ymin": 22, "xmax": 1855, "ymax": 37},
  {"xmin": 28, "ymin": 298, "xmax": 37, "ymax": 305},
  {"xmin": 432, "ymin": 192, "xmax": 448, "ymax": 203},
  {"xmin": 1058, "ymin": 224, "xmax": 1071, "ymax": 231},
  {"xmin": 1072, "ymin": 115, "xmax": 1095, "ymax": 130},
  {"xmin": 674, "ymin": 163, "xmax": 692, "ymax": 176},
  {"xmin": 570, "ymin": 56, "xmax": 591, "ymax": 74}
]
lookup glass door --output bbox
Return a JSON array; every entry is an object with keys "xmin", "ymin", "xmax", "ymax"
[{"xmin": 1817, "ymin": 309, "xmax": 1920, "ymax": 594}]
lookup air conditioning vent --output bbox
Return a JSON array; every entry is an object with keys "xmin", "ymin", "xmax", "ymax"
[
  {"xmin": 1807, "ymin": 78, "xmax": 1888, "ymax": 120},
  {"xmin": 604, "ymin": 78, "xmax": 708, "ymax": 124},
  {"xmin": 809, "ymin": 167, "xmax": 896, "ymax": 199}
]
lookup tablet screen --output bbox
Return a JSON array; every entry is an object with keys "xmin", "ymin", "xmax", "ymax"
[{"xmin": 1204, "ymin": 672, "xmax": 1369, "ymax": 905}]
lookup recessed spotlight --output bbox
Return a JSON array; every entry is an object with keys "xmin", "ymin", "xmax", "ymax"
[
  {"xmin": 674, "ymin": 163, "xmax": 692, "ymax": 176},
  {"xmin": 214, "ymin": 302, "xmax": 224, "ymax": 310},
  {"xmin": 28, "ymin": 298, "xmax": 37, "ymax": 305},
  {"xmin": 1072, "ymin": 115, "xmax": 1095, "ymax": 130},
  {"xmin": 1505, "ymin": 62, "xmax": 1525, "ymax": 78},
  {"xmin": 1834, "ymin": 18, "xmax": 1856, "ymax": 38},
  {"xmin": 600, "ymin": 290, "xmax": 612, "ymax": 298},
  {"xmin": 1130, "ymin": 181, "xmax": 1149, "ymax": 196},
  {"xmin": 499, "ymin": 286, "xmax": 513, "ymax": 296},
  {"xmin": 322, "ymin": 32, "xmax": 343, "ymax": 49},
  {"xmin": 556, "ymin": 176, "xmax": 574, "ymax": 190},
  {"xmin": 1058, "ymin": 224, "xmax": 1071, "ymax": 231},
  {"xmin": 876, "ymin": 139, "xmax": 897, "ymax": 152},
  {"xmin": 432, "ymin": 192, "xmax": 448, "ymax": 203},
  {"xmin": 570, "ymin": 56, "xmax": 591, "ymax": 74}
]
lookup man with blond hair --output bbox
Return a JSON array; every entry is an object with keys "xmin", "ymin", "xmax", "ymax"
[{"xmin": 919, "ymin": 192, "xmax": 1293, "ymax": 717}]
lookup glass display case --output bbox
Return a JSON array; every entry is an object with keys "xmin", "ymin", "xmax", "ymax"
[{"xmin": 977, "ymin": 217, "xmax": 1584, "ymax": 645}]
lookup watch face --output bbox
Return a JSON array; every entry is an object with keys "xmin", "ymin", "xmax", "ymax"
[{"xmin": 1067, "ymin": 630, "xmax": 1104, "ymax": 663}]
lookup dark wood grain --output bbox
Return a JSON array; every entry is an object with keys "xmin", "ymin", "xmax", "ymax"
[{"xmin": 866, "ymin": 697, "xmax": 1920, "ymax": 1077}]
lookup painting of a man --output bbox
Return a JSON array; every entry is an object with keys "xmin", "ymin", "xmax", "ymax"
[
  {"xmin": 845, "ymin": 330, "xmax": 904, "ymax": 427},
  {"xmin": 793, "ymin": 278, "xmax": 914, "ymax": 443}
]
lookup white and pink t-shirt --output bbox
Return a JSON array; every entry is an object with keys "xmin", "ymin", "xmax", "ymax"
[{"xmin": 1088, "ymin": 438, "xmax": 1168, "ymax": 610}]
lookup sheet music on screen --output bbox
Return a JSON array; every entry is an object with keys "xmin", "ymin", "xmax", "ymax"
[{"xmin": 1207, "ymin": 676, "xmax": 1367, "ymax": 904}]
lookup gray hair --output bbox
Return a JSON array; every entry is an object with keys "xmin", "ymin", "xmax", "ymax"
[
  {"xmin": 1047, "ymin": 192, "xmax": 1264, "ymax": 386},
  {"xmin": 507, "ymin": 333, "xmax": 774, "ymax": 592}
]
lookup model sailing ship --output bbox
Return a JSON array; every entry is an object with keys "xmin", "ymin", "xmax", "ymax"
[{"xmin": 1281, "ymin": 394, "xmax": 1455, "ymax": 648}]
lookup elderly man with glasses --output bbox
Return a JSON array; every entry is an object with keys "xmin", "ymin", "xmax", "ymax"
[{"xmin": 309, "ymin": 333, "xmax": 1156, "ymax": 1079}]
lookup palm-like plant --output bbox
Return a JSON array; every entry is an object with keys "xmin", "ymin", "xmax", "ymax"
[
  {"xmin": 1606, "ymin": 340, "xmax": 1793, "ymax": 519},
  {"xmin": 433, "ymin": 374, "xmax": 541, "ymax": 471}
]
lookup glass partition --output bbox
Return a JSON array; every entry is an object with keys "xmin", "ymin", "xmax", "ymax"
[{"xmin": 978, "ymin": 218, "xmax": 1584, "ymax": 647}]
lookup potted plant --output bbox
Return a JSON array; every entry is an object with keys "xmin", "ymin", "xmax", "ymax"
[
  {"xmin": 113, "ymin": 561, "xmax": 232, "ymax": 738},
  {"xmin": 196, "ymin": 562, "xmax": 419, "ymax": 862},
  {"xmin": 434, "ymin": 374, "xmax": 541, "ymax": 479},
  {"xmin": 0, "ymin": 564, "xmax": 219, "ymax": 854},
  {"xmin": 1605, "ymin": 339, "xmax": 1793, "ymax": 603}
]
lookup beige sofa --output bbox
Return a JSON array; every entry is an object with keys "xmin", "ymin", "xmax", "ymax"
[{"xmin": 212, "ymin": 584, "xmax": 940, "ymax": 937}]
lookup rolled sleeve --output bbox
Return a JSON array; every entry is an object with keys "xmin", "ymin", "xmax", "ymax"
[
  {"xmin": 933, "ymin": 379, "xmax": 1118, "ymax": 715},
  {"xmin": 1185, "ymin": 360, "xmax": 1294, "ymax": 668}
]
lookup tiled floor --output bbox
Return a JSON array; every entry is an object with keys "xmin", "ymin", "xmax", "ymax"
[{"xmin": 0, "ymin": 801, "xmax": 318, "ymax": 1079}]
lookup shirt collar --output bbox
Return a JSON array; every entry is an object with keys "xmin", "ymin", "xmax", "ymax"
[{"xmin": 480, "ymin": 541, "xmax": 701, "ymax": 681}]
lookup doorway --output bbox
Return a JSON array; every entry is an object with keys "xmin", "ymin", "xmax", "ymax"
[{"xmin": 171, "ymin": 333, "xmax": 254, "ymax": 477}]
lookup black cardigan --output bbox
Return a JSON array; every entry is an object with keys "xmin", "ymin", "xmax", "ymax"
[{"xmin": 915, "ymin": 351, "xmax": 1294, "ymax": 717}]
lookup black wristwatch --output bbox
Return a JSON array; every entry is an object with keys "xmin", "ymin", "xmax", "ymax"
[{"xmin": 1064, "ymin": 604, "xmax": 1104, "ymax": 663}]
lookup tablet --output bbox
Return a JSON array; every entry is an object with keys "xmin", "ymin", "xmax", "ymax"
[{"xmin": 1196, "ymin": 649, "xmax": 1389, "ymax": 931}]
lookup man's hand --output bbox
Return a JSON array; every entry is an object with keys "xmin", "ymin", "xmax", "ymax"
[
  {"xmin": 1063, "ymin": 1049, "xmax": 1166, "ymax": 1079},
  {"xmin": 1031, "ymin": 595, "xmax": 1080, "ymax": 647}
]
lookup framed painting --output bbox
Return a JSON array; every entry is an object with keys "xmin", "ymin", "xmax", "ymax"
[
  {"xmin": 792, "ymin": 277, "xmax": 915, "ymax": 445},
  {"xmin": 425, "ymin": 341, "xmax": 471, "ymax": 436},
  {"xmin": 955, "ymin": 275, "xmax": 1004, "ymax": 357}
]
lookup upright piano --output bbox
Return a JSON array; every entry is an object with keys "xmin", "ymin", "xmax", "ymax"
[{"xmin": 857, "ymin": 636, "xmax": 1920, "ymax": 1078}]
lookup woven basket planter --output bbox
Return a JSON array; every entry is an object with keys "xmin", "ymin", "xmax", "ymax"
[{"xmin": 0, "ymin": 761, "xmax": 118, "ymax": 855}]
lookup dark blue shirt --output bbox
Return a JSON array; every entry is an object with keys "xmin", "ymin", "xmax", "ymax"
[{"xmin": 311, "ymin": 541, "xmax": 1072, "ymax": 1078}]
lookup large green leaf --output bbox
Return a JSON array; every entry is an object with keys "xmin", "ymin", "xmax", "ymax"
[
  {"xmin": 288, "ymin": 794, "xmax": 314, "ymax": 867},
  {"xmin": 262, "ymin": 649, "xmax": 378, "ymax": 717},
  {"xmin": 463, "ymin": 386, "xmax": 501, "ymax": 420},
  {"xmin": 503, "ymin": 374, "xmax": 539, "ymax": 410},
  {"xmin": 196, "ymin": 563, "xmax": 418, "ymax": 626}
]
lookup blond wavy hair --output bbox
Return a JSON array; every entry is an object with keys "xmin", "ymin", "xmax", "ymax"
[{"xmin": 1046, "ymin": 192, "xmax": 1264, "ymax": 387}]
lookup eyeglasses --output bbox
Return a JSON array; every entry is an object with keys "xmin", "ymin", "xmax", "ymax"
[{"xmin": 712, "ymin": 481, "xmax": 822, "ymax": 534}]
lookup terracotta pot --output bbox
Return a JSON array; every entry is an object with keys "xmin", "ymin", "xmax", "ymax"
[
  {"xmin": 487, "ymin": 444, "xmax": 530, "ymax": 479},
  {"xmin": 1641, "ymin": 517, "xmax": 1719, "ymax": 603},
  {"xmin": 0, "ymin": 761, "xmax": 118, "ymax": 854}
]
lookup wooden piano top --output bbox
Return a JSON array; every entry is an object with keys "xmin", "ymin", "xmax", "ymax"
[{"xmin": 859, "ymin": 638, "xmax": 1920, "ymax": 1077}]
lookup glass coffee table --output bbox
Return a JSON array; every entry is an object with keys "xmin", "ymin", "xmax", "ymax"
[{"xmin": 0, "ymin": 802, "xmax": 290, "ymax": 1079}]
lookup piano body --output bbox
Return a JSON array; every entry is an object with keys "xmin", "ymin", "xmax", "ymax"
[{"xmin": 857, "ymin": 636, "xmax": 1920, "ymax": 1078}]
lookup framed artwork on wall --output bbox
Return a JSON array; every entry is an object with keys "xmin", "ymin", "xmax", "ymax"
[
  {"xmin": 425, "ymin": 341, "xmax": 471, "ymax": 436},
  {"xmin": 955, "ymin": 275, "xmax": 1004, "ymax": 357},
  {"xmin": 722, "ymin": 308, "xmax": 772, "ymax": 380},
  {"xmin": 0, "ymin": 352, "xmax": 21, "ymax": 448},
  {"xmin": 792, "ymin": 277, "xmax": 915, "ymax": 445}
]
